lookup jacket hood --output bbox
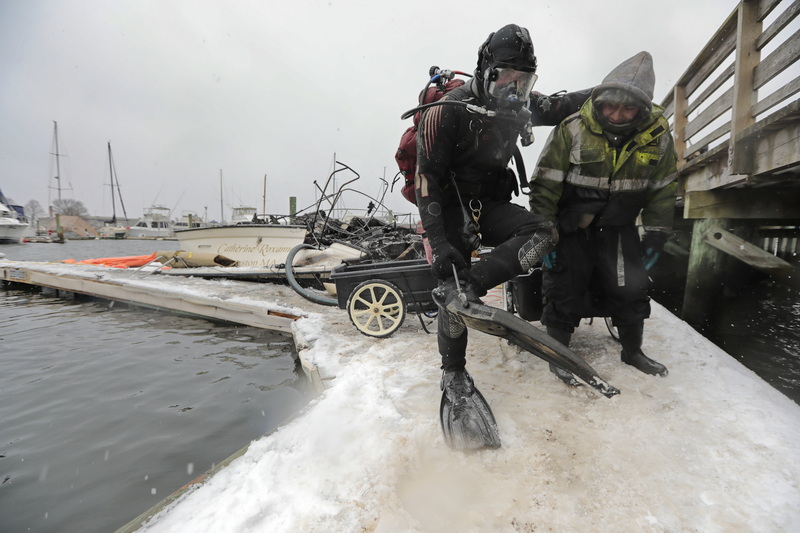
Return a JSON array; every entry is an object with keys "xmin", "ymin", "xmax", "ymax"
[{"xmin": 591, "ymin": 51, "xmax": 655, "ymax": 112}]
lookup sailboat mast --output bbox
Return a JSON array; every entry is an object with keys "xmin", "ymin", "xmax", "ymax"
[
  {"xmin": 114, "ymin": 160, "xmax": 129, "ymax": 221},
  {"xmin": 262, "ymin": 174, "xmax": 267, "ymax": 216},
  {"xmin": 108, "ymin": 142, "xmax": 117, "ymax": 223},
  {"xmin": 53, "ymin": 121, "xmax": 62, "ymax": 202},
  {"xmin": 219, "ymin": 169, "xmax": 224, "ymax": 224}
]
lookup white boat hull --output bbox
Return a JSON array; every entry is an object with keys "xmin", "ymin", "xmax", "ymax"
[
  {"xmin": 127, "ymin": 227, "xmax": 174, "ymax": 239},
  {"xmin": 175, "ymin": 225, "xmax": 308, "ymax": 268},
  {"xmin": 129, "ymin": 205, "xmax": 174, "ymax": 239},
  {"xmin": 98, "ymin": 225, "xmax": 129, "ymax": 239},
  {"xmin": 0, "ymin": 220, "xmax": 35, "ymax": 244}
]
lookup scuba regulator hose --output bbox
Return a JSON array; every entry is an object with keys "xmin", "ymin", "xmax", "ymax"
[
  {"xmin": 400, "ymin": 99, "xmax": 532, "ymax": 127},
  {"xmin": 401, "ymin": 99, "xmax": 471, "ymax": 120}
]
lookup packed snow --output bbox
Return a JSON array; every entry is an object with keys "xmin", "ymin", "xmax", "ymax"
[{"xmin": 4, "ymin": 260, "xmax": 799, "ymax": 531}]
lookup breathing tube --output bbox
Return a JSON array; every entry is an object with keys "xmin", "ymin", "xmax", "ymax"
[
  {"xmin": 399, "ymin": 66, "xmax": 532, "ymax": 127},
  {"xmin": 400, "ymin": 100, "xmax": 532, "ymax": 124}
]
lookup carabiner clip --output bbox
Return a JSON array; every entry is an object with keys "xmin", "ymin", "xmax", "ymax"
[{"xmin": 469, "ymin": 198, "xmax": 482, "ymax": 226}]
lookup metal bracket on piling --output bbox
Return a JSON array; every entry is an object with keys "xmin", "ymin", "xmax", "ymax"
[{"xmin": 702, "ymin": 226, "xmax": 800, "ymax": 291}]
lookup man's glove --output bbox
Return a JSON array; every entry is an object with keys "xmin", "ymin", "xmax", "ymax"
[
  {"xmin": 531, "ymin": 91, "xmax": 562, "ymax": 118},
  {"xmin": 641, "ymin": 231, "xmax": 668, "ymax": 270},
  {"xmin": 530, "ymin": 89, "xmax": 591, "ymax": 125},
  {"xmin": 429, "ymin": 240, "xmax": 468, "ymax": 280},
  {"xmin": 542, "ymin": 251, "xmax": 556, "ymax": 269},
  {"xmin": 423, "ymin": 213, "xmax": 469, "ymax": 280}
]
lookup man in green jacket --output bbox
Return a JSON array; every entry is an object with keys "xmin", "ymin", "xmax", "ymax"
[{"xmin": 529, "ymin": 51, "xmax": 677, "ymax": 384}]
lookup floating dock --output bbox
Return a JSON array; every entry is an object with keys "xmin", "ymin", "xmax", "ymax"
[{"xmin": 0, "ymin": 260, "xmax": 326, "ymax": 392}]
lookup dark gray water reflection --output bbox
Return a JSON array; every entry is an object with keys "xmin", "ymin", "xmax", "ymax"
[
  {"xmin": 0, "ymin": 289, "xmax": 311, "ymax": 533},
  {"xmin": 706, "ymin": 280, "xmax": 800, "ymax": 405}
]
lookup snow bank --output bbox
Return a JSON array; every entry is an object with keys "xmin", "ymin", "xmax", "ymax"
[{"xmin": 139, "ymin": 298, "xmax": 800, "ymax": 532}]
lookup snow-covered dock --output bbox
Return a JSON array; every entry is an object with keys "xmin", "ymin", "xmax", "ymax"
[{"xmin": 3, "ymin": 259, "xmax": 799, "ymax": 532}]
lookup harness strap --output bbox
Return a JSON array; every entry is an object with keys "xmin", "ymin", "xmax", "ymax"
[{"xmin": 512, "ymin": 144, "xmax": 529, "ymax": 195}]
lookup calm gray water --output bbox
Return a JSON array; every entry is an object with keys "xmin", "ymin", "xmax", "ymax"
[
  {"xmin": 0, "ymin": 239, "xmax": 312, "ymax": 533},
  {"xmin": 706, "ymin": 280, "xmax": 800, "ymax": 405}
]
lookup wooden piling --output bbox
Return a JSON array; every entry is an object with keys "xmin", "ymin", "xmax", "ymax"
[{"xmin": 682, "ymin": 218, "xmax": 728, "ymax": 328}]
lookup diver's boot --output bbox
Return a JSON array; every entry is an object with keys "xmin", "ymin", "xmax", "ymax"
[
  {"xmin": 440, "ymin": 369, "xmax": 501, "ymax": 450},
  {"xmin": 618, "ymin": 324, "xmax": 668, "ymax": 376},
  {"xmin": 546, "ymin": 326, "xmax": 581, "ymax": 387}
]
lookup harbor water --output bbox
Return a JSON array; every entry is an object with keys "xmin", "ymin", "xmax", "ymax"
[
  {"xmin": 0, "ymin": 239, "xmax": 313, "ymax": 533},
  {"xmin": 650, "ymin": 255, "xmax": 800, "ymax": 406},
  {"xmin": 706, "ymin": 280, "xmax": 800, "ymax": 405}
]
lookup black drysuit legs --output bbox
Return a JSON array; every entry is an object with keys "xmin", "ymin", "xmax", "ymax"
[
  {"xmin": 540, "ymin": 225, "xmax": 650, "ymax": 333},
  {"xmin": 436, "ymin": 200, "xmax": 554, "ymax": 370}
]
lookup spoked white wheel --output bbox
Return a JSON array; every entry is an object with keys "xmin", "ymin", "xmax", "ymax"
[
  {"xmin": 605, "ymin": 316, "xmax": 620, "ymax": 342},
  {"xmin": 347, "ymin": 280, "xmax": 406, "ymax": 338}
]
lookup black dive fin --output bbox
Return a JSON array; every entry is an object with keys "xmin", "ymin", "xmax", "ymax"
[
  {"xmin": 440, "ymin": 373, "xmax": 501, "ymax": 451},
  {"xmin": 441, "ymin": 295, "xmax": 620, "ymax": 398}
]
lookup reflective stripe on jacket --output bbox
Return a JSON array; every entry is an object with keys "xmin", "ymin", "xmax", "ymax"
[{"xmin": 529, "ymin": 99, "xmax": 678, "ymax": 235}]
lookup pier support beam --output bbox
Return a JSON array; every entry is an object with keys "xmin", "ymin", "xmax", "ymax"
[{"xmin": 682, "ymin": 218, "xmax": 729, "ymax": 328}]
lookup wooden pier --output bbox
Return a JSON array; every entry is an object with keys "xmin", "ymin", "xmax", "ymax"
[{"xmin": 660, "ymin": 0, "xmax": 800, "ymax": 327}]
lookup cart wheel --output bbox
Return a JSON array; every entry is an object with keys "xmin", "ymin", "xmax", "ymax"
[
  {"xmin": 604, "ymin": 316, "xmax": 620, "ymax": 342},
  {"xmin": 347, "ymin": 280, "xmax": 406, "ymax": 338},
  {"xmin": 502, "ymin": 281, "xmax": 514, "ymax": 314}
]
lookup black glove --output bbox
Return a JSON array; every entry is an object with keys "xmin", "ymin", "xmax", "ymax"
[
  {"xmin": 542, "ymin": 251, "xmax": 556, "ymax": 269},
  {"xmin": 429, "ymin": 240, "xmax": 468, "ymax": 280},
  {"xmin": 641, "ymin": 231, "xmax": 668, "ymax": 270},
  {"xmin": 641, "ymin": 231, "xmax": 668, "ymax": 255},
  {"xmin": 530, "ymin": 89, "xmax": 592, "ymax": 126},
  {"xmin": 420, "ymin": 196, "xmax": 470, "ymax": 280}
]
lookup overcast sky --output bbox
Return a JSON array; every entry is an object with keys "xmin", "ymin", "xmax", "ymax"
[{"xmin": 1, "ymin": 0, "xmax": 741, "ymax": 222}]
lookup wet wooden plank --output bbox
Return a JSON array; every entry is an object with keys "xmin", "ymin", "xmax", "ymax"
[{"xmin": 685, "ymin": 189, "xmax": 800, "ymax": 219}]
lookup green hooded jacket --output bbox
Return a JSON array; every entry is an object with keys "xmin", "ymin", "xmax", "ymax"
[{"xmin": 529, "ymin": 52, "xmax": 678, "ymax": 235}]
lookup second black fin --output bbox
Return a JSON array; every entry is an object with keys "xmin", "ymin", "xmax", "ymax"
[
  {"xmin": 436, "ymin": 290, "xmax": 620, "ymax": 398},
  {"xmin": 440, "ymin": 370, "xmax": 501, "ymax": 451}
]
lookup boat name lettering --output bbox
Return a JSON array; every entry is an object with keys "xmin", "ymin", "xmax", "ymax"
[
  {"xmin": 236, "ymin": 259, "xmax": 281, "ymax": 267},
  {"xmin": 217, "ymin": 243, "xmax": 294, "ymax": 257}
]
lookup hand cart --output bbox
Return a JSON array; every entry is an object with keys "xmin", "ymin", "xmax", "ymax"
[{"xmin": 330, "ymin": 258, "xmax": 438, "ymax": 338}]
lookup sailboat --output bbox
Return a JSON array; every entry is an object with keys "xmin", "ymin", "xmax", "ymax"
[
  {"xmin": 98, "ymin": 142, "xmax": 131, "ymax": 239},
  {"xmin": 50, "ymin": 121, "xmax": 66, "ymax": 207}
]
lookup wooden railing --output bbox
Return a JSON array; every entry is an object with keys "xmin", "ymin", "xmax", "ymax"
[{"xmin": 660, "ymin": 0, "xmax": 800, "ymax": 190}]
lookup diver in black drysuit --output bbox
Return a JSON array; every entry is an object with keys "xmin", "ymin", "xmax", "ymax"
[{"xmin": 414, "ymin": 23, "xmax": 590, "ymax": 449}]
